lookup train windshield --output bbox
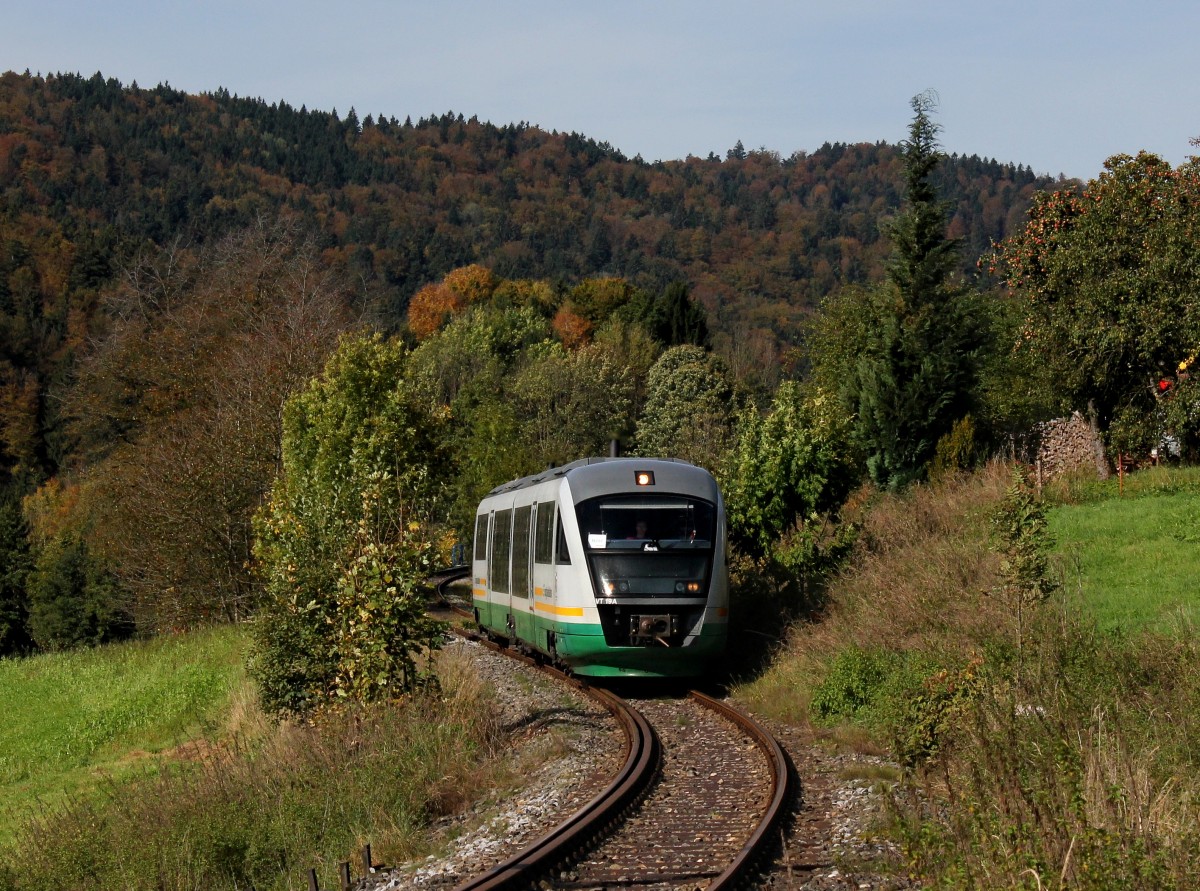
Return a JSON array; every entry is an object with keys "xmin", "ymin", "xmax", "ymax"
[{"xmin": 575, "ymin": 495, "xmax": 716, "ymax": 599}]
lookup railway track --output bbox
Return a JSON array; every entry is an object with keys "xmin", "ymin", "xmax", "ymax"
[{"xmin": 431, "ymin": 571, "xmax": 793, "ymax": 890}]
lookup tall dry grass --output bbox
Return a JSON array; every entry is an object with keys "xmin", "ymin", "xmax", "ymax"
[
  {"xmin": 737, "ymin": 461, "xmax": 1200, "ymax": 888},
  {"xmin": 740, "ymin": 462, "xmax": 1013, "ymax": 724}
]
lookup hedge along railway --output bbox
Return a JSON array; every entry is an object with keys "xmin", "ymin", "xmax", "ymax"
[{"xmin": 426, "ymin": 570, "xmax": 794, "ymax": 891}]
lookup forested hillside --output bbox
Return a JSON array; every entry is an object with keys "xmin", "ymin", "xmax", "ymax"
[{"xmin": 0, "ymin": 70, "xmax": 1057, "ymax": 489}]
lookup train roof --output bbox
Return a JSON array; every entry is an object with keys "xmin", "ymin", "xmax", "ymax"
[{"xmin": 482, "ymin": 457, "xmax": 718, "ymax": 503}]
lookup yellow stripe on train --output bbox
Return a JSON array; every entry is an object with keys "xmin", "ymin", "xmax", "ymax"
[{"xmin": 534, "ymin": 602, "xmax": 585, "ymax": 617}]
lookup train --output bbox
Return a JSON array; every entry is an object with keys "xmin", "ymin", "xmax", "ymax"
[{"xmin": 470, "ymin": 456, "xmax": 729, "ymax": 678}]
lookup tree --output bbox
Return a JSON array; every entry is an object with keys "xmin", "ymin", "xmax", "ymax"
[
  {"xmin": 0, "ymin": 497, "xmax": 32, "ymax": 655},
  {"xmin": 840, "ymin": 93, "xmax": 984, "ymax": 489},
  {"xmin": 990, "ymin": 152, "xmax": 1200, "ymax": 455},
  {"xmin": 407, "ymin": 304, "xmax": 555, "ymax": 534},
  {"xmin": 69, "ymin": 220, "xmax": 354, "ymax": 630},
  {"xmin": 635, "ymin": 345, "xmax": 737, "ymax": 470},
  {"xmin": 723, "ymin": 383, "xmax": 857, "ymax": 556},
  {"xmin": 990, "ymin": 467, "xmax": 1058, "ymax": 680},
  {"xmin": 649, "ymin": 282, "xmax": 710, "ymax": 348},
  {"xmin": 251, "ymin": 334, "xmax": 448, "ymax": 715},
  {"xmin": 509, "ymin": 341, "xmax": 635, "ymax": 469},
  {"xmin": 26, "ymin": 534, "xmax": 132, "ymax": 651},
  {"xmin": 407, "ymin": 282, "xmax": 465, "ymax": 340}
]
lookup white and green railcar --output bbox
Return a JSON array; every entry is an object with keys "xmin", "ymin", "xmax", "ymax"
[{"xmin": 471, "ymin": 457, "xmax": 729, "ymax": 678}]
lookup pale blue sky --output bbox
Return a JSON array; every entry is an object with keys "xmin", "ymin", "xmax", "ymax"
[{"xmin": 4, "ymin": 1, "xmax": 1197, "ymax": 180}]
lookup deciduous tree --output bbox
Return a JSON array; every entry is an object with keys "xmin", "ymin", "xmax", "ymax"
[
  {"xmin": 251, "ymin": 333, "xmax": 448, "ymax": 715},
  {"xmin": 635, "ymin": 345, "xmax": 737, "ymax": 470},
  {"xmin": 69, "ymin": 219, "xmax": 355, "ymax": 630},
  {"xmin": 990, "ymin": 151, "xmax": 1200, "ymax": 455},
  {"xmin": 723, "ymin": 383, "xmax": 856, "ymax": 555}
]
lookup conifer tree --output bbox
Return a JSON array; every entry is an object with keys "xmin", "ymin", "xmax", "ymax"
[
  {"xmin": 650, "ymin": 282, "xmax": 710, "ymax": 348},
  {"xmin": 0, "ymin": 498, "xmax": 32, "ymax": 655},
  {"xmin": 848, "ymin": 93, "xmax": 983, "ymax": 489}
]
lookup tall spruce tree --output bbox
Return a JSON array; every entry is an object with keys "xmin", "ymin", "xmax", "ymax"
[
  {"xmin": 849, "ymin": 93, "xmax": 983, "ymax": 489},
  {"xmin": 650, "ymin": 282, "xmax": 710, "ymax": 348}
]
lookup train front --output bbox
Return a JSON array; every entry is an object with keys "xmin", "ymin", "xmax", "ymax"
[{"xmin": 560, "ymin": 460, "xmax": 729, "ymax": 677}]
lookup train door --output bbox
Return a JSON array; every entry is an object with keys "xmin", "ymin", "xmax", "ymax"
[
  {"xmin": 489, "ymin": 507, "xmax": 513, "ymax": 639},
  {"xmin": 511, "ymin": 503, "xmax": 534, "ymax": 644},
  {"xmin": 472, "ymin": 512, "xmax": 492, "ymax": 628},
  {"xmin": 531, "ymin": 500, "xmax": 557, "ymax": 653}
]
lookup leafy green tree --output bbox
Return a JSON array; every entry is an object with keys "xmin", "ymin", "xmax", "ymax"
[
  {"xmin": 407, "ymin": 305, "xmax": 553, "ymax": 534},
  {"xmin": 990, "ymin": 152, "xmax": 1200, "ymax": 455},
  {"xmin": 635, "ymin": 345, "xmax": 737, "ymax": 470},
  {"xmin": 510, "ymin": 341, "xmax": 636, "ymax": 469},
  {"xmin": 723, "ymin": 383, "xmax": 857, "ymax": 556},
  {"xmin": 251, "ymin": 334, "xmax": 448, "ymax": 715},
  {"xmin": 841, "ymin": 93, "xmax": 985, "ymax": 489},
  {"xmin": 591, "ymin": 317, "xmax": 663, "ymax": 424}
]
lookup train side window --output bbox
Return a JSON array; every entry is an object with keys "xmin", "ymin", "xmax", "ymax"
[
  {"xmin": 512, "ymin": 505, "xmax": 532, "ymax": 598},
  {"xmin": 534, "ymin": 502, "xmax": 555, "ymax": 564},
  {"xmin": 490, "ymin": 508, "xmax": 512, "ymax": 594},
  {"xmin": 473, "ymin": 514, "xmax": 489, "ymax": 562},
  {"xmin": 555, "ymin": 514, "xmax": 571, "ymax": 565}
]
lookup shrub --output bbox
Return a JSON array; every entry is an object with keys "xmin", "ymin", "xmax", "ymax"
[{"xmin": 810, "ymin": 646, "xmax": 897, "ymax": 724}]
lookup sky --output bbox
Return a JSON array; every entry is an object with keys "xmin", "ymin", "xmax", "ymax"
[{"xmin": 3, "ymin": 0, "xmax": 1197, "ymax": 181}]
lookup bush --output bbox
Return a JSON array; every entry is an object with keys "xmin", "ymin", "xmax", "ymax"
[{"xmin": 810, "ymin": 646, "xmax": 897, "ymax": 723}]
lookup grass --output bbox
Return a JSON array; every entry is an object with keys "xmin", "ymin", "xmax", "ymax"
[
  {"xmin": 734, "ymin": 461, "xmax": 1200, "ymax": 888},
  {"xmin": 0, "ymin": 638, "xmax": 582, "ymax": 891},
  {"xmin": 0, "ymin": 624, "xmax": 250, "ymax": 843},
  {"xmin": 1048, "ymin": 470, "xmax": 1200, "ymax": 633}
]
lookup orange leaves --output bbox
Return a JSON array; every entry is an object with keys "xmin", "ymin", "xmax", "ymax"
[
  {"xmin": 552, "ymin": 306, "xmax": 592, "ymax": 349},
  {"xmin": 407, "ymin": 283, "xmax": 465, "ymax": 341},
  {"xmin": 406, "ymin": 264, "xmax": 497, "ymax": 340},
  {"xmin": 442, "ymin": 263, "xmax": 497, "ymax": 304}
]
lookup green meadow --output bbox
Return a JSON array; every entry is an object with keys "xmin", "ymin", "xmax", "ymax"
[
  {"xmin": 1048, "ymin": 467, "xmax": 1200, "ymax": 633},
  {"xmin": 0, "ymin": 625, "xmax": 249, "ymax": 842}
]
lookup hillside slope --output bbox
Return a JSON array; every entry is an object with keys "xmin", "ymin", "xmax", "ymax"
[{"xmin": 0, "ymin": 70, "xmax": 1058, "ymax": 485}]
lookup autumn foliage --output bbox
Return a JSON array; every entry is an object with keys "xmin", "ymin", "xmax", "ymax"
[
  {"xmin": 407, "ymin": 282, "xmax": 466, "ymax": 340},
  {"xmin": 552, "ymin": 305, "xmax": 593, "ymax": 349}
]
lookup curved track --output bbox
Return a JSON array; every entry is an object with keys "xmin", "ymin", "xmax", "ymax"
[{"xmin": 434, "ymin": 570, "xmax": 793, "ymax": 890}]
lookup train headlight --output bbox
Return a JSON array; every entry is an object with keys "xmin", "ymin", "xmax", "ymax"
[
  {"xmin": 635, "ymin": 470, "xmax": 655, "ymax": 486},
  {"xmin": 686, "ymin": 581, "xmax": 702, "ymax": 593}
]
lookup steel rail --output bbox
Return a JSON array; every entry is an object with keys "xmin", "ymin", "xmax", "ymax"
[
  {"xmin": 690, "ymin": 689, "xmax": 794, "ymax": 889},
  {"xmin": 436, "ymin": 570, "xmax": 661, "ymax": 891},
  {"xmin": 433, "ymin": 569, "xmax": 792, "ymax": 889}
]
